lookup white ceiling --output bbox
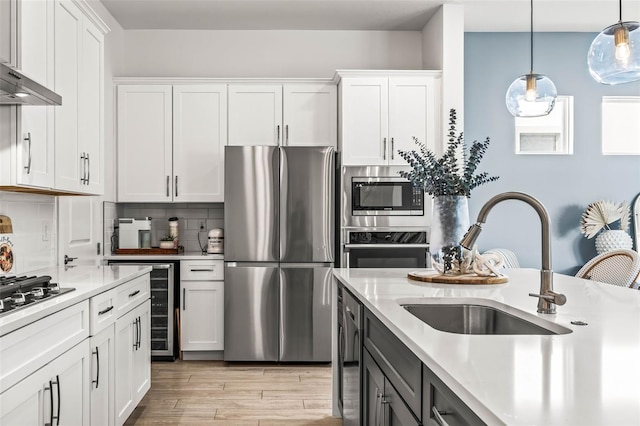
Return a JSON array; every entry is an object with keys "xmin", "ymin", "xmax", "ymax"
[{"xmin": 100, "ymin": 0, "xmax": 640, "ymax": 32}]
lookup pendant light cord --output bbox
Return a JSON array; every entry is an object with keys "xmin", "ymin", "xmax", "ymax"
[
  {"xmin": 530, "ymin": 0, "xmax": 534, "ymax": 74},
  {"xmin": 619, "ymin": 0, "xmax": 622, "ymax": 22}
]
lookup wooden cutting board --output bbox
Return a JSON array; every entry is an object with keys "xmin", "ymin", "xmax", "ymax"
[
  {"xmin": 115, "ymin": 247, "xmax": 183, "ymax": 255},
  {"xmin": 408, "ymin": 271, "xmax": 508, "ymax": 284}
]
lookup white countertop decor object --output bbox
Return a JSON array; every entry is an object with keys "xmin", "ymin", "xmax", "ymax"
[
  {"xmin": 0, "ymin": 265, "xmax": 152, "ymax": 336},
  {"xmin": 333, "ymin": 267, "xmax": 640, "ymax": 425}
]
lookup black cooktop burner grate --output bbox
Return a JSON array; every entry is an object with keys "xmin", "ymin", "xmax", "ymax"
[{"xmin": 0, "ymin": 275, "xmax": 75, "ymax": 317}]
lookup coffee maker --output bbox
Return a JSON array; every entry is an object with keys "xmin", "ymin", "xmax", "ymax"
[{"xmin": 118, "ymin": 218, "xmax": 152, "ymax": 249}]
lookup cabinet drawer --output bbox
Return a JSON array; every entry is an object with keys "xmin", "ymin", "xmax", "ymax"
[
  {"xmin": 364, "ymin": 308, "xmax": 422, "ymax": 417},
  {"xmin": 90, "ymin": 287, "xmax": 117, "ymax": 334},
  {"xmin": 116, "ymin": 274, "xmax": 150, "ymax": 318},
  {"xmin": 0, "ymin": 300, "xmax": 89, "ymax": 393},
  {"xmin": 181, "ymin": 260, "xmax": 223, "ymax": 281},
  {"xmin": 423, "ymin": 367, "xmax": 485, "ymax": 426}
]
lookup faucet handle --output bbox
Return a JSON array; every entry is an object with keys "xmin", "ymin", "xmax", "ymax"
[{"xmin": 528, "ymin": 290, "xmax": 567, "ymax": 306}]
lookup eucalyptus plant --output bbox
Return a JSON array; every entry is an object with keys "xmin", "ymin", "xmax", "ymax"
[{"xmin": 397, "ymin": 109, "xmax": 499, "ymax": 197}]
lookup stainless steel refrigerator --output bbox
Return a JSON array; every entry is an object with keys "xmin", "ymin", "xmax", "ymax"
[{"xmin": 224, "ymin": 145, "xmax": 334, "ymax": 362}]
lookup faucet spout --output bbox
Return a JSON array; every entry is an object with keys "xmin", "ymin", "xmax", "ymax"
[{"xmin": 460, "ymin": 191, "xmax": 565, "ymax": 314}]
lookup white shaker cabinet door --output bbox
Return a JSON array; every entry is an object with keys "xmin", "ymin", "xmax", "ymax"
[
  {"xmin": 79, "ymin": 19, "xmax": 104, "ymax": 194},
  {"xmin": 117, "ymin": 85, "xmax": 173, "ymax": 202},
  {"xmin": 228, "ymin": 84, "xmax": 282, "ymax": 146},
  {"xmin": 283, "ymin": 84, "xmax": 337, "ymax": 147},
  {"xmin": 90, "ymin": 326, "xmax": 115, "ymax": 426},
  {"xmin": 388, "ymin": 77, "xmax": 438, "ymax": 165},
  {"xmin": 340, "ymin": 78, "xmax": 388, "ymax": 165},
  {"xmin": 18, "ymin": 0, "xmax": 55, "ymax": 189},
  {"xmin": 173, "ymin": 84, "xmax": 227, "ymax": 202},
  {"xmin": 181, "ymin": 281, "xmax": 224, "ymax": 351},
  {"xmin": 54, "ymin": 0, "xmax": 83, "ymax": 192}
]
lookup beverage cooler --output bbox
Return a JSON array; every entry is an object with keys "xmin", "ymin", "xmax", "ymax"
[{"xmin": 107, "ymin": 260, "xmax": 177, "ymax": 361}]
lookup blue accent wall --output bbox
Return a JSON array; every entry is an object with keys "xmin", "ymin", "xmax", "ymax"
[{"xmin": 464, "ymin": 32, "xmax": 640, "ymax": 274}]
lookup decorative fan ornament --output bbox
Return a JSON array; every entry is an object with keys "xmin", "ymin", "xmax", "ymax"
[{"xmin": 580, "ymin": 200, "xmax": 629, "ymax": 239}]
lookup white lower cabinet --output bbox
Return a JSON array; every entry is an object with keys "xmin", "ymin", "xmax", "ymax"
[
  {"xmin": 115, "ymin": 300, "xmax": 151, "ymax": 425},
  {"xmin": 180, "ymin": 260, "xmax": 224, "ymax": 354},
  {"xmin": 90, "ymin": 325, "xmax": 115, "ymax": 426},
  {"xmin": 0, "ymin": 339, "xmax": 91, "ymax": 425}
]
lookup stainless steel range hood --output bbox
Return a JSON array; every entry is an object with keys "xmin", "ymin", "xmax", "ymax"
[{"xmin": 0, "ymin": 63, "xmax": 62, "ymax": 106}]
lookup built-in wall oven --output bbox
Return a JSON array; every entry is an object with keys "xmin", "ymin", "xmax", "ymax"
[
  {"xmin": 343, "ymin": 229, "xmax": 430, "ymax": 269},
  {"xmin": 339, "ymin": 166, "xmax": 430, "ymax": 268},
  {"xmin": 107, "ymin": 260, "xmax": 177, "ymax": 361}
]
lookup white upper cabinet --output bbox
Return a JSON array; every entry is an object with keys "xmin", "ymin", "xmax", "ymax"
[
  {"xmin": 0, "ymin": 0, "xmax": 107, "ymax": 195},
  {"xmin": 338, "ymin": 71, "xmax": 441, "ymax": 166},
  {"xmin": 17, "ymin": 0, "xmax": 55, "ymax": 189},
  {"xmin": 0, "ymin": 0, "xmax": 17, "ymax": 67},
  {"xmin": 173, "ymin": 85, "xmax": 227, "ymax": 202},
  {"xmin": 228, "ymin": 83, "xmax": 337, "ymax": 147},
  {"xmin": 283, "ymin": 84, "xmax": 337, "ymax": 147},
  {"xmin": 117, "ymin": 85, "xmax": 173, "ymax": 202},
  {"xmin": 228, "ymin": 84, "xmax": 282, "ymax": 146},
  {"xmin": 117, "ymin": 84, "xmax": 227, "ymax": 202},
  {"xmin": 54, "ymin": 0, "xmax": 105, "ymax": 194}
]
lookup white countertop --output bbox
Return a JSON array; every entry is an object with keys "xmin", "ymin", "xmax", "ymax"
[
  {"xmin": 333, "ymin": 268, "xmax": 640, "ymax": 425},
  {"xmin": 104, "ymin": 252, "xmax": 224, "ymax": 261},
  {"xmin": 0, "ymin": 265, "xmax": 152, "ymax": 336}
]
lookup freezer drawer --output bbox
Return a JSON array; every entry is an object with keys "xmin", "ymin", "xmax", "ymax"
[
  {"xmin": 224, "ymin": 263, "xmax": 279, "ymax": 361},
  {"xmin": 279, "ymin": 264, "xmax": 332, "ymax": 362}
]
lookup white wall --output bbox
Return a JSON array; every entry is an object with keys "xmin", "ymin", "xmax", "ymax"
[{"xmin": 121, "ymin": 30, "xmax": 423, "ymax": 77}]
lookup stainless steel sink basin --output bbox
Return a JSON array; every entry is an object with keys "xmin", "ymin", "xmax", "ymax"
[{"xmin": 401, "ymin": 300, "xmax": 572, "ymax": 335}]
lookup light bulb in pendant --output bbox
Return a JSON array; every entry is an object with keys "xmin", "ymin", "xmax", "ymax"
[
  {"xmin": 525, "ymin": 74, "xmax": 537, "ymax": 102},
  {"xmin": 614, "ymin": 25, "xmax": 631, "ymax": 64}
]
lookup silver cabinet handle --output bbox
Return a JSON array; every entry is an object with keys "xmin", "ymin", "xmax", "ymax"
[
  {"xmin": 80, "ymin": 153, "xmax": 86, "ymax": 184},
  {"xmin": 46, "ymin": 382, "xmax": 53, "ymax": 426},
  {"xmin": 391, "ymin": 137, "xmax": 394, "ymax": 160},
  {"xmin": 166, "ymin": 176, "xmax": 170, "ymax": 197},
  {"xmin": 92, "ymin": 347, "xmax": 100, "ymax": 388},
  {"xmin": 23, "ymin": 132, "xmax": 32, "ymax": 173},
  {"xmin": 285, "ymin": 124, "xmax": 289, "ymax": 145},
  {"xmin": 175, "ymin": 175, "xmax": 178, "ymax": 197},
  {"xmin": 52, "ymin": 375, "xmax": 61, "ymax": 425},
  {"xmin": 137, "ymin": 316, "xmax": 142, "ymax": 349},
  {"xmin": 432, "ymin": 406, "xmax": 451, "ymax": 426},
  {"xmin": 383, "ymin": 137, "xmax": 387, "ymax": 160},
  {"xmin": 86, "ymin": 153, "xmax": 90, "ymax": 185},
  {"xmin": 183, "ymin": 288, "xmax": 186, "ymax": 310},
  {"xmin": 133, "ymin": 317, "xmax": 138, "ymax": 349},
  {"xmin": 98, "ymin": 306, "xmax": 113, "ymax": 316},
  {"xmin": 277, "ymin": 124, "xmax": 280, "ymax": 145}
]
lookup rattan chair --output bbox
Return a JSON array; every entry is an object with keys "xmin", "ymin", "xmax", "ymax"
[
  {"xmin": 575, "ymin": 249, "xmax": 640, "ymax": 288},
  {"xmin": 482, "ymin": 248, "xmax": 520, "ymax": 268}
]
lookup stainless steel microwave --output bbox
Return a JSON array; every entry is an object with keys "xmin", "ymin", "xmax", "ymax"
[{"xmin": 351, "ymin": 176, "xmax": 424, "ymax": 216}]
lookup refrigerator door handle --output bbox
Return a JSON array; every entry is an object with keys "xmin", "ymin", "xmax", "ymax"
[
  {"xmin": 225, "ymin": 262, "xmax": 280, "ymax": 268},
  {"xmin": 279, "ymin": 262, "xmax": 333, "ymax": 268}
]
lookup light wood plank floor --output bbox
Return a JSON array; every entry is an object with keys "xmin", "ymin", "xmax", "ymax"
[{"xmin": 125, "ymin": 360, "xmax": 342, "ymax": 425}]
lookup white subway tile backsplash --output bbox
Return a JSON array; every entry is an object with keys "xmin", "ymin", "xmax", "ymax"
[
  {"xmin": 0, "ymin": 192, "xmax": 57, "ymax": 273},
  {"xmin": 114, "ymin": 203, "xmax": 223, "ymax": 251}
]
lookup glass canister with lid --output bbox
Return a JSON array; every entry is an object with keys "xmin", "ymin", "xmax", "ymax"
[{"xmin": 168, "ymin": 217, "xmax": 179, "ymax": 248}]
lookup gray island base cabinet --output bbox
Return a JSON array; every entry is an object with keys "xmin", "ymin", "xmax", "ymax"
[{"xmin": 357, "ymin": 287, "xmax": 483, "ymax": 426}]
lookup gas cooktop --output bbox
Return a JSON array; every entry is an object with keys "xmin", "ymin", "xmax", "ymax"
[{"xmin": 0, "ymin": 275, "xmax": 75, "ymax": 317}]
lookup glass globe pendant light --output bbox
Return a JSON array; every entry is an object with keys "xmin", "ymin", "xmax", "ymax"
[
  {"xmin": 587, "ymin": 0, "xmax": 640, "ymax": 85},
  {"xmin": 505, "ymin": 0, "xmax": 557, "ymax": 117}
]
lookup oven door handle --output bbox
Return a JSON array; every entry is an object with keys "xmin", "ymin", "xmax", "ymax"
[{"xmin": 344, "ymin": 244, "xmax": 429, "ymax": 249}]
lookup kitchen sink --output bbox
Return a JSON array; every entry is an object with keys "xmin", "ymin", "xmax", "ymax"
[{"xmin": 400, "ymin": 299, "xmax": 572, "ymax": 335}]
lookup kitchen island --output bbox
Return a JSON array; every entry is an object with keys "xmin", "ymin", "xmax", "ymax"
[{"xmin": 333, "ymin": 268, "xmax": 640, "ymax": 425}]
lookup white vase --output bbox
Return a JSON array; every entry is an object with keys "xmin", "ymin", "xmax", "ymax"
[
  {"xmin": 430, "ymin": 195, "xmax": 470, "ymax": 273},
  {"xmin": 594, "ymin": 229, "xmax": 633, "ymax": 254}
]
